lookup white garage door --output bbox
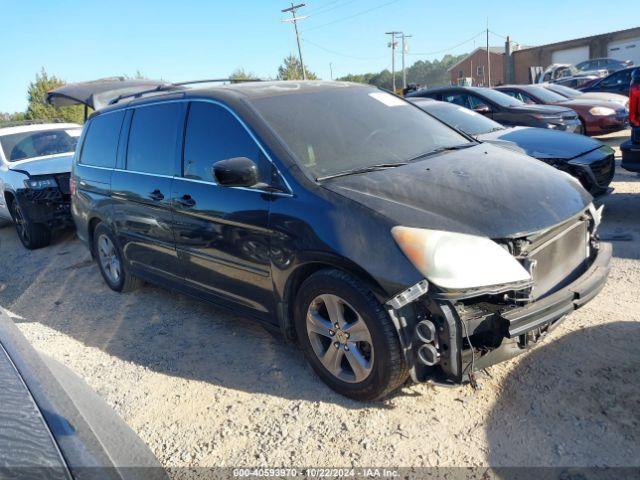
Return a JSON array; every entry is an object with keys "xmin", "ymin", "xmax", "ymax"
[
  {"xmin": 608, "ymin": 37, "xmax": 640, "ymax": 65},
  {"xmin": 552, "ymin": 46, "xmax": 590, "ymax": 65}
]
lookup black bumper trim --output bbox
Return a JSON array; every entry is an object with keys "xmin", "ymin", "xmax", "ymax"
[
  {"xmin": 501, "ymin": 242, "xmax": 612, "ymax": 338},
  {"xmin": 621, "ymin": 137, "xmax": 640, "ymax": 173}
]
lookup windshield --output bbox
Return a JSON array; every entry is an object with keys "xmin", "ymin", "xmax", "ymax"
[
  {"xmin": 250, "ymin": 87, "xmax": 470, "ymax": 179},
  {"xmin": 523, "ymin": 86, "xmax": 567, "ymax": 103},
  {"xmin": 545, "ymin": 84, "xmax": 581, "ymax": 98},
  {"xmin": 0, "ymin": 128, "xmax": 81, "ymax": 162},
  {"xmin": 471, "ymin": 88, "xmax": 525, "ymax": 107},
  {"xmin": 414, "ymin": 101, "xmax": 504, "ymax": 136}
]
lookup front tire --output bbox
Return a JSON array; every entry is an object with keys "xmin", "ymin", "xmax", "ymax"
[
  {"xmin": 8, "ymin": 199, "xmax": 51, "ymax": 250},
  {"xmin": 93, "ymin": 223, "xmax": 141, "ymax": 293},
  {"xmin": 294, "ymin": 269, "xmax": 408, "ymax": 401}
]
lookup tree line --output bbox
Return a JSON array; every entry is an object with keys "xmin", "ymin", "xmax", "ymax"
[{"xmin": 1, "ymin": 53, "xmax": 464, "ymax": 124}]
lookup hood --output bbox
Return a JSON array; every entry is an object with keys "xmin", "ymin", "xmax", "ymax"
[
  {"xmin": 322, "ymin": 144, "xmax": 591, "ymax": 239},
  {"xmin": 580, "ymin": 92, "xmax": 629, "ymax": 106},
  {"xmin": 8, "ymin": 153, "xmax": 73, "ymax": 176},
  {"xmin": 478, "ymin": 126, "xmax": 602, "ymax": 160},
  {"xmin": 555, "ymin": 98, "xmax": 625, "ymax": 110},
  {"xmin": 509, "ymin": 103, "xmax": 573, "ymax": 115}
]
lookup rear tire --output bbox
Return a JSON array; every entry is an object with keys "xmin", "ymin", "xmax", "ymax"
[
  {"xmin": 294, "ymin": 269, "xmax": 408, "ymax": 401},
  {"xmin": 8, "ymin": 199, "xmax": 52, "ymax": 250},
  {"xmin": 93, "ymin": 223, "xmax": 141, "ymax": 293}
]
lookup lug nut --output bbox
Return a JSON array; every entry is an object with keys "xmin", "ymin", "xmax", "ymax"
[
  {"xmin": 334, "ymin": 323, "xmax": 339, "ymax": 329},
  {"xmin": 344, "ymin": 345, "xmax": 349, "ymax": 351},
  {"xmin": 334, "ymin": 342, "xmax": 340, "ymax": 349},
  {"xmin": 345, "ymin": 332, "xmax": 350, "ymax": 338},
  {"xmin": 329, "ymin": 330, "xmax": 335, "ymax": 336}
]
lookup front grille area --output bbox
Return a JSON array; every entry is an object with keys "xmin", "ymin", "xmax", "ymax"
[
  {"xmin": 55, "ymin": 173, "xmax": 71, "ymax": 194},
  {"xmin": 589, "ymin": 154, "xmax": 615, "ymax": 187},
  {"xmin": 527, "ymin": 221, "xmax": 589, "ymax": 299}
]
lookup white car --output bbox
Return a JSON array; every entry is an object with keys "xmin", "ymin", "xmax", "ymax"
[{"xmin": 0, "ymin": 122, "xmax": 82, "ymax": 249}]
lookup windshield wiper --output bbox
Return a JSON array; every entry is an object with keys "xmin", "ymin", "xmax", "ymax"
[
  {"xmin": 406, "ymin": 143, "xmax": 476, "ymax": 163},
  {"xmin": 316, "ymin": 162, "xmax": 407, "ymax": 181}
]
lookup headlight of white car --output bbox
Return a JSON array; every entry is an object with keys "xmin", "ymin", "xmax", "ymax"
[
  {"xmin": 589, "ymin": 106, "xmax": 616, "ymax": 116},
  {"xmin": 24, "ymin": 177, "xmax": 58, "ymax": 190},
  {"xmin": 391, "ymin": 226, "xmax": 531, "ymax": 291}
]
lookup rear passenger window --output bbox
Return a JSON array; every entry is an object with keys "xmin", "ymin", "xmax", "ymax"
[
  {"xmin": 183, "ymin": 102, "xmax": 265, "ymax": 183},
  {"xmin": 126, "ymin": 103, "xmax": 182, "ymax": 175},
  {"xmin": 80, "ymin": 111, "xmax": 124, "ymax": 168}
]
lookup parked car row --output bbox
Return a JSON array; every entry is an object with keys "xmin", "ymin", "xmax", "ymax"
[
  {"xmin": 407, "ymin": 98, "xmax": 615, "ymax": 195},
  {"xmin": 536, "ymin": 58, "xmax": 634, "ymax": 89},
  {"xmin": 1, "ymin": 79, "xmax": 615, "ymax": 401},
  {"xmin": 494, "ymin": 84, "xmax": 629, "ymax": 136}
]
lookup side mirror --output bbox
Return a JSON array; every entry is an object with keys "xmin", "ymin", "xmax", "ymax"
[
  {"xmin": 213, "ymin": 157, "xmax": 259, "ymax": 188},
  {"xmin": 474, "ymin": 104, "xmax": 491, "ymax": 114}
]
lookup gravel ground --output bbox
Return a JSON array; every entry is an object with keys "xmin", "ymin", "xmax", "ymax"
[{"xmin": 0, "ymin": 130, "xmax": 639, "ymax": 470}]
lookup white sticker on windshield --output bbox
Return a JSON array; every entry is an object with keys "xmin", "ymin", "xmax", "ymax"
[
  {"xmin": 65, "ymin": 129, "xmax": 82, "ymax": 137},
  {"xmin": 369, "ymin": 92, "xmax": 407, "ymax": 107},
  {"xmin": 457, "ymin": 107, "xmax": 478, "ymax": 116}
]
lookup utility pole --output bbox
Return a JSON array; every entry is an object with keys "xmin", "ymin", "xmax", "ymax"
[
  {"xmin": 282, "ymin": 2, "xmax": 308, "ymax": 80},
  {"xmin": 486, "ymin": 19, "xmax": 491, "ymax": 87},
  {"xmin": 401, "ymin": 33, "xmax": 412, "ymax": 90},
  {"xmin": 329, "ymin": 62, "xmax": 333, "ymax": 80},
  {"xmin": 386, "ymin": 31, "xmax": 401, "ymax": 92}
]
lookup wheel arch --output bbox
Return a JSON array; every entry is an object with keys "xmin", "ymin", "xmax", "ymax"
[
  {"xmin": 87, "ymin": 216, "xmax": 105, "ymax": 257},
  {"xmin": 278, "ymin": 255, "xmax": 390, "ymax": 342},
  {"xmin": 4, "ymin": 190, "xmax": 15, "ymax": 208}
]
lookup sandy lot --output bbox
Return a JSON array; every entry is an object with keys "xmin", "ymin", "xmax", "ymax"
[{"xmin": 1, "ymin": 130, "xmax": 639, "ymax": 469}]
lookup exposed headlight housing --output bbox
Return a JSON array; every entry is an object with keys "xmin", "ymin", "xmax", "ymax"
[
  {"xmin": 589, "ymin": 106, "xmax": 616, "ymax": 116},
  {"xmin": 391, "ymin": 226, "xmax": 531, "ymax": 291},
  {"xmin": 23, "ymin": 177, "xmax": 58, "ymax": 190}
]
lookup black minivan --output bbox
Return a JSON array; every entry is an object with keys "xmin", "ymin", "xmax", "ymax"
[{"xmin": 72, "ymin": 81, "xmax": 611, "ymax": 400}]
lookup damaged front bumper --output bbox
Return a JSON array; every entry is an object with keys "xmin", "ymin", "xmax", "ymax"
[
  {"xmin": 387, "ymin": 241, "xmax": 612, "ymax": 385},
  {"xmin": 15, "ymin": 184, "xmax": 72, "ymax": 229}
]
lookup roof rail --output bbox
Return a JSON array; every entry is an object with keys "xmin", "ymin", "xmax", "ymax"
[
  {"xmin": 0, "ymin": 118, "xmax": 68, "ymax": 128},
  {"xmin": 108, "ymin": 78, "xmax": 263, "ymax": 106}
]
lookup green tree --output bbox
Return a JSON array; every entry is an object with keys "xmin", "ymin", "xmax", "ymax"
[
  {"xmin": 336, "ymin": 53, "xmax": 468, "ymax": 91},
  {"xmin": 229, "ymin": 68, "xmax": 260, "ymax": 82},
  {"xmin": 276, "ymin": 55, "xmax": 318, "ymax": 80},
  {"xmin": 24, "ymin": 69, "xmax": 86, "ymax": 124}
]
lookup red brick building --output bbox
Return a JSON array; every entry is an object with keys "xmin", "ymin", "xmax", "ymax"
[{"xmin": 447, "ymin": 47, "xmax": 505, "ymax": 86}]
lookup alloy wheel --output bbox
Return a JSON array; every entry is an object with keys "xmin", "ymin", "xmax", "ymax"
[
  {"xmin": 306, "ymin": 294, "xmax": 374, "ymax": 383},
  {"xmin": 97, "ymin": 234, "xmax": 121, "ymax": 285}
]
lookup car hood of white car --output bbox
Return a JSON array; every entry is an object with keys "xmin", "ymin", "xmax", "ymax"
[{"xmin": 8, "ymin": 153, "xmax": 73, "ymax": 176}]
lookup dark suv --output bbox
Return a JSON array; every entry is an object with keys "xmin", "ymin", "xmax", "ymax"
[
  {"xmin": 72, "ymin": 81, "xmax": 610, "ymax": 400},
  {"xmin": 407, "ymin": 86, "xmax": 583, "ymax": 133},
  {"xmin": 581, "ymin": 67, "xmax": 639, "ymax": 96}
]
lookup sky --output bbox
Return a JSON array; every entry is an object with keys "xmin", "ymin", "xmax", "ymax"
[{"xmin": 1, "ymin": 0, "xmax": 637, "ymax": 112}]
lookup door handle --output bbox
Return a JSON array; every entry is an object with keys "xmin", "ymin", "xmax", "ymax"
[
  {"xmin": 176, "ymin": 194, "xmax": 196, "ymax": 208},
  {"xmin": 149, "ymin": 189, "xmax": 164, "ymax": 201}
]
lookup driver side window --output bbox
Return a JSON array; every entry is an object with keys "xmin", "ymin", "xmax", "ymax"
[
  {"xmin": 183, "ymin": 102, "xmax": 271, "ymax": 185},
  {"xmin": 602, "ymin": 71, "xmax": 629, "ymax": 87},
  {"xmin": 467, "ymin": 95, "xmax": 488, "ymax": 109}
]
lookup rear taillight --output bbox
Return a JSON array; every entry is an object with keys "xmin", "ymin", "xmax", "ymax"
[
  {"xmin": 631, "ymin": 70, "xmax": 640, "ymax": 127},
  {"xmin": 69, "ymin": 176, "xmax": 76, "ymax": 195}
]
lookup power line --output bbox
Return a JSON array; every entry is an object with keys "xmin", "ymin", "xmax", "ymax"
[
  {"xmin": 305, "ymin": 0, "xmax": 359, "ymax": 16},
  {"xmin": 301, "ymin": 37, "xmax": 387, "ymax": 60},
  {"xmin": 406, "ymin": 30, "xmax": 485, "ymax": 56},
  {"xmin": 305, "ymin": 0, "xmax": 403, "ymax": 33},
  {"xmin": 282, "ymin": 2, "xmax": 309, "ymax": 79}
]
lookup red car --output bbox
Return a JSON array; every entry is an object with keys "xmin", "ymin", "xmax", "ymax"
[{"xmin": 495, "ymin": 84, "xmax": 629, "ymax": 136}]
